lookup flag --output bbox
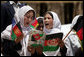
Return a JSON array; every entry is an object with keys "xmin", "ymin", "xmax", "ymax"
[
  {"xmin": 28, "ymin": 30, "xmax": 45, "ymax": 48},
  {"xmin": 73, "ymin": 16, "xmax": 83, "ymax": 40},
  {"xmin": 43, "ymin": 33, "xmax": 63, "ymax": 52},
  {"xmin": 72, "ymin": 16, "xmax": 83, "ymax": 50},
  {"xmin": 32, "ymin": 33, "xmax": 44, "ymax": 41},
  {"xmin": 11, "ymin": 18, "xmax": 23, "ymax": 43},
  {"xmin": 30, "ymin": 18, "xmax": 39, "ymax": 29}
]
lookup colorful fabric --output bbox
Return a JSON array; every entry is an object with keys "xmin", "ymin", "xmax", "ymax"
[
  {"xmin": 11, "ymin": 18, "xmax": 22, "ymax": 41},
  {"xmin": 30, "ymin": 18, "xmax": 39, "ymax": 29},
  {"xmin": 43, "ymin": 33, "xmax": 63, "ymax": 51}
]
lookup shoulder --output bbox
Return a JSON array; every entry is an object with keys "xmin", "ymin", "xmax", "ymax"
[
  {"xmin": 1, "ymin": 24, "xmax": 12, "ymax": 39},
  {"xmin": 6, "ymin": 24, "xmax": 12, "ymax": 30},
  {"xmin": 1, "ymin": 24, "xmax": 12, "ymax": 33}
]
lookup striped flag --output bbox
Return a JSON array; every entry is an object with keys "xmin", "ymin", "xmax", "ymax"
[
  {"xmin": 43, "ymin": 33, "xmax": 63, "ymax": 52},
  {"xmin": 30, "ymin": 18, "xmax": 39, "ymax": 29},
  {"xmin": 72, "ymin": 16, "xmax": 83, "ymax": 50},
  {"xmin": 73, "ymin": 16, "xmax": 83, "ymax": 41},
  {"xmin": 11, "ymin": 18, "xmax": 23, "ymax": 43}
]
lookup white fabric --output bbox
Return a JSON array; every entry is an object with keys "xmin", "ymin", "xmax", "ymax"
[
  {"xmin": 1, "ymin": 5, "xmax": 35, "ymax": 56},
  {"xmin": 69, "ymin": 15, "xmax": 82, "ymax": 55},
  {"xmin": 61, "ymin": 24, "xmax": 72, "ymax": 37},
  {"xmin": 61, "ymin": 24, "xmax": 73, "ymax": 56},
  {"xmin": 36, "ymin": 16, "xmax": 44, "ymax": 20},
  {"xmin": 61, "ymin": 15, "xmax": 82, "ymax": 56},
  {"xmin": 43, "ymin": 11, "xmax": 61, "ymax": 34},
  {"xmin": 18, "ymin": 5, "xmax": 36, "ymax": 27},
  {"xmin": 9, "ymin": 1, "xmax": 21, "ymax": 14},
  {"xmin": 68, "ymin": 31, "xmax": 81, "ymax": 55},
  {"xmin": 1, "ymin": 25, "xmax": 12, "ymax": 40},
  {"xmin": 43, "ymin": 11, "xmax": 62, "ymax": 56},
  {"xmin": 71, "ymin": 15, "xmax": 81, "ymax": 28}
]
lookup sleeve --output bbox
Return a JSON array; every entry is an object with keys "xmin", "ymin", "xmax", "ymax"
[
  {"xmin": 69, "ymin": 34, "xmax": 81, "ymax": 54},
  {"xmin": 1, "ymin": 25, "xmax": 12, "ymax": 40},
  {"xmin": 63, "ymin": 37, "xmax": 74, "ymax": 56}
]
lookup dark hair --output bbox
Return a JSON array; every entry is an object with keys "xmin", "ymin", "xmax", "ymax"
[
  {"xmin": 25, "ymin": 10, "xmax": 35, "ymax": 20},
  {"xmin": 37, "ymin": 18, "xmax": 43, "ymax": 24},
  {"xmin": 44, "ymin": 11, "xmax": 53, "ymax": 19}
]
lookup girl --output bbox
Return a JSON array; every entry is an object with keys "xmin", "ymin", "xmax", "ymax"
[
  {"xmin": 1, "ymin": 5, "xmax": 36, "ymax": 56},
  {"xmin": 43, "ymin": 11, "xmax": 67, "ymax": 56}
]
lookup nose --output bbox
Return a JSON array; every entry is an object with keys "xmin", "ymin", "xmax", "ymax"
[{"xmin": 28, "ymin": 18, "xmax": 32, "ymax": 21}]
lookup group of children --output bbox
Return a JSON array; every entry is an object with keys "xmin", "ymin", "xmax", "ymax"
[{"xmin": 1, "ymin": 5, "xmax": 83, "ymax": 56}]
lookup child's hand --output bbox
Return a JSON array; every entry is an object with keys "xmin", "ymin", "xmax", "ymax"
[
  {"xmin": 15, "ymin": 33, "xmax": 24, "ymax": 44},
  {"xmin": 36, "ymin": 46, "xmax": 43, "ymax": 55},
  {"xmin": 57, "ymin": 38, "xmax": 64, "ymax": 48},
  {"xmin": 27, "ymin": 46, "xmax": 35, "ymax": 54}
]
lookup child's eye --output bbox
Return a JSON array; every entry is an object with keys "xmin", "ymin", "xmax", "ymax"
[{"xmin": 44, "ymin": 18, "xmax": 47, "ymax": 20}]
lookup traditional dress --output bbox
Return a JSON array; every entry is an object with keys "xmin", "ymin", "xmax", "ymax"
[
  {"xmin": 1, "ymin": 5, "xmax": 36, "ymax": 56},
  {"xmin": 43, "ymin": 11, "xmax": 66, "ymax": 56}
]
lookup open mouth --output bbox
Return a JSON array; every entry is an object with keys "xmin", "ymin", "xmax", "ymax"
[{"xmin": 45, "ymin": 23, "xmax": 49, "ymax": 26}]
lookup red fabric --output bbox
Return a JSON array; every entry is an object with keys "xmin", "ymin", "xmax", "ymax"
[
  {"xmin": 31, "ymin": 19, "xmax": 38, "ymax": 27},
  {"xmin": 33, "ymin": 34, "xmax": 41, "ymax": 40},
  {"xmin": 13, "ymin": 25, "xmax": 22, "ymax": 37},
  {"xmin": 77, "ymin": 27, "xmax": 83, "ymax": 40}
]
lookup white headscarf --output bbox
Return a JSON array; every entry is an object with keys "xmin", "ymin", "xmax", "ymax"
[
  {"xmin": 14, "ymin": 5, "xmax": 36, "ymax": 56},
  {"xmin": 43, "ymin": 11, "xmax": 62, "ymax": 56},
  {"xmin": 43, "ymin": 11, "xmax": 61, "ymax": 34},
  {"xmin": 71, "ymin": 15, "xmax": 82, "ymax": 29},
  {"xmin": 36, "ymin": 16, "xmax": 44, "ymax": 20},
  {"xmin": 16, "ymin": 5, "xmax": 36, "ymax": 28}
]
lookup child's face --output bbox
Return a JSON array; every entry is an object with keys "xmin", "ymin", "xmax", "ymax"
[
  {"xmin": 44, "ymin": 13, "xmax": 53, "ymax": 29},
  {"xmin": 24, "ymin": 10, "xmax": 34, "ymax": 27}
]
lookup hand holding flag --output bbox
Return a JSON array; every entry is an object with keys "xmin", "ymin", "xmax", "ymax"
[{"xmin": 11, "ymin": 18, "xmax": 24, "ymax": 44}]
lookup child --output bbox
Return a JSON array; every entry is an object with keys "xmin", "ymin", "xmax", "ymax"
[
  {"xmin": 1, "ymin": 5, "xmax": 36, "ymax": 56},
  {"xmin": 43, "ymin": 11, "xmax": 67, "ymax": 56},
  {"xmin": 36, "ymin": 17, "xmax": 44, "ymax": 31}
]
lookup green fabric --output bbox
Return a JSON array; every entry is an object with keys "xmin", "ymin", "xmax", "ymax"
[
  {"xmin": 11, "ymin": 30, "xmax": 17, "ymax": 40},
  {"xmin": 31, "ymin": 44, "xmax": 43, "ymax": 47},
  {"xmin": 39, "ymin": 34, "xmax": 43, "ymax": 37},
  {"xmin": 30, "ymin": 25, "xmax": 35, "ymax": 28},
  {"xmin": 43, "ymin": 45, "xmax": 59, "ymax": 51}
]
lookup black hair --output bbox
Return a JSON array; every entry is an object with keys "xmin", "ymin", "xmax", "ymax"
[
  {"xmin": 44, "ymin": 11, "xmax": 53, "ymax": 19},
  {"xmin": 37, "ymin": 18, "xmax": 43, "ymax": 24},
  {"xmin": 25, "ymin": 10, "xmax": 35, "ymax": 20}
]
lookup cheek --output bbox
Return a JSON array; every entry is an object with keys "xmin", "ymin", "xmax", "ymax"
[
  {"xmin": 49, "ymin": 19, "xmax": 53, "ymax": 24},
  {"xmin": 24, "ymin": 18, "xmax": 27, "ymax": 23},
  {"xmin": 50, "ymin": 19, "xmax": 53, "ymax": 24}
]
